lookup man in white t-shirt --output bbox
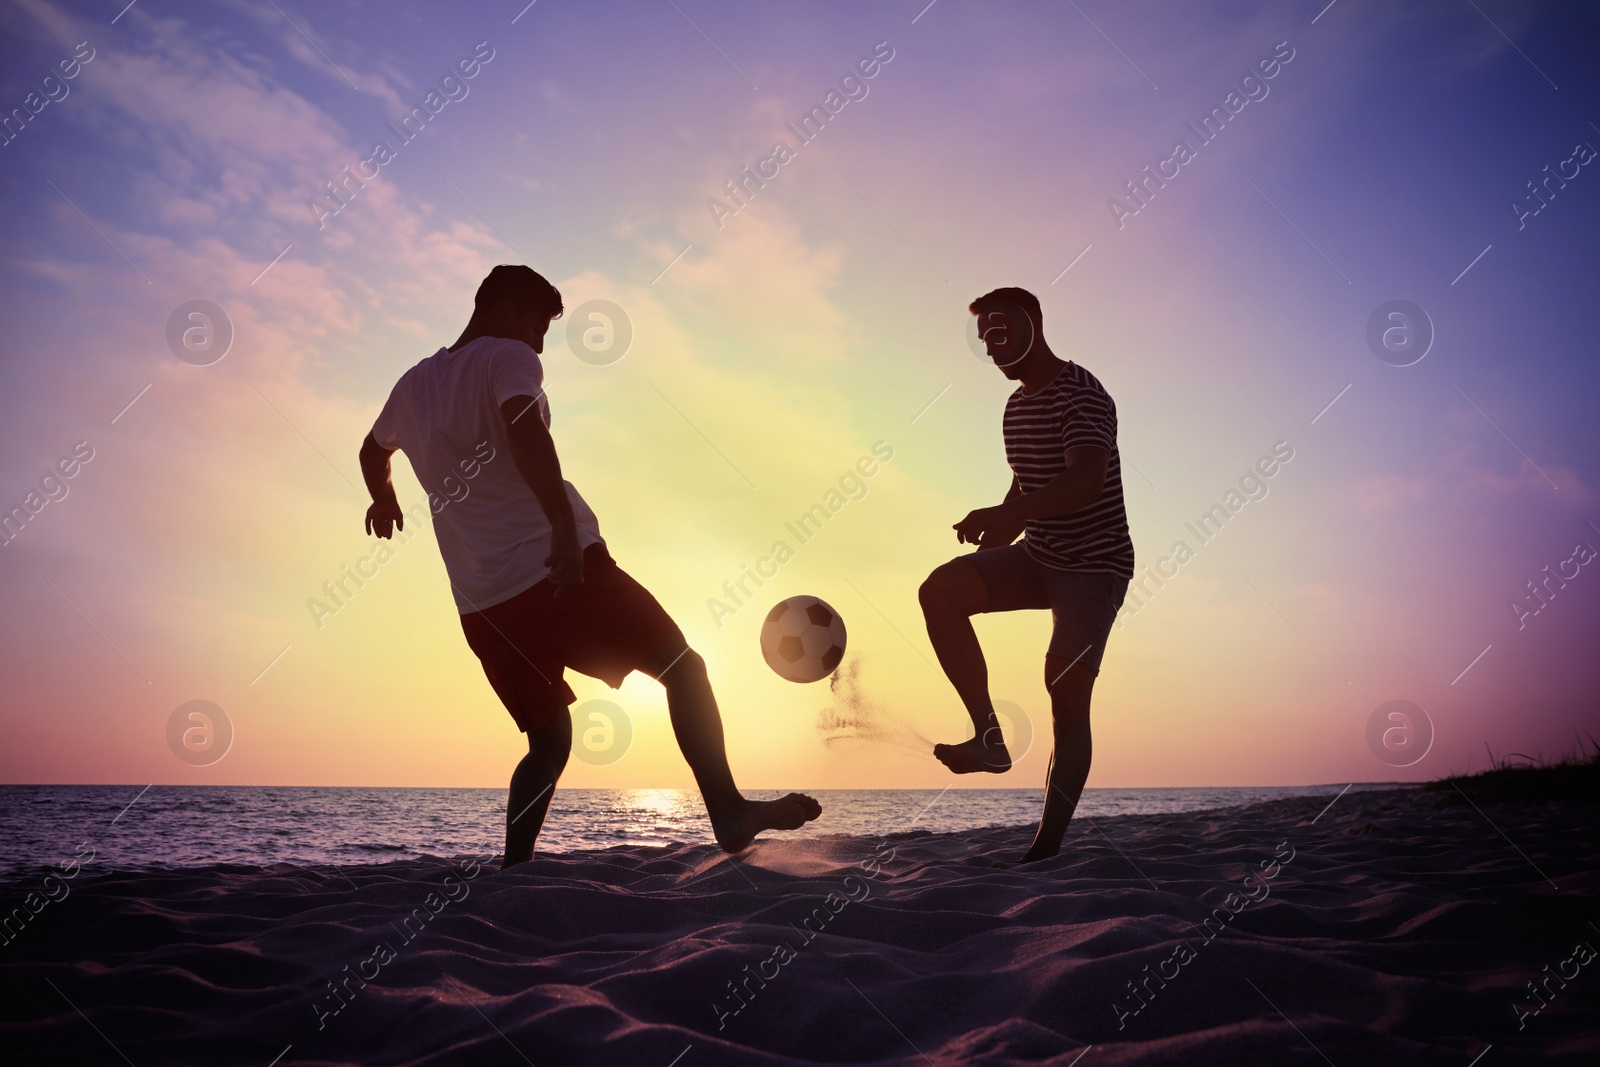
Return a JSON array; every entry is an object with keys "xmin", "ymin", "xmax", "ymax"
[{"xmin": 360, "ymin": 265, "xmax": 820, "ymax": 867}]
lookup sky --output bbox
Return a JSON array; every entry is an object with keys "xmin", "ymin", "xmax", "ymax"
[{"xmin": 1, "ymin": 0, "xmax": 1597, "ymax": 793}]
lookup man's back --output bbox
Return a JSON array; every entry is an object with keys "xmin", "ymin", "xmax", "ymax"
[{"xmin": 371, "ymin": 335, "xmax": 602, "ymax": 613}]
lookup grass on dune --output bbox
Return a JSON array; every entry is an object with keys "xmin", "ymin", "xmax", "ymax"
[{"xmin": 1427, "ymin": 737, "xmax": 1600, "ymax": 804}]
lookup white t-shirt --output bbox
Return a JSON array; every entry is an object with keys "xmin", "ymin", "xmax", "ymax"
[{"xmin": 370, "ymin": 335, "xmax": 604, "ymax": 614}]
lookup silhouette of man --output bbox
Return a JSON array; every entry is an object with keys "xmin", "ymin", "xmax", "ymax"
[
  {"xmin": 359, "ymin": 265, "xmax": 820, "ymax": 867},
  {"xmin": 919, "ymin": 288, "xmax": 1133, "ymax": 862}
]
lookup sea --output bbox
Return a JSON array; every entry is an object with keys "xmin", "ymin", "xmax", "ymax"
[{"xmin": 0, "ymin": 784, "xmax": 1407, "ymax": 881}]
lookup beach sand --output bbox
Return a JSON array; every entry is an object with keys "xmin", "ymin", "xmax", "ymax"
[{"xmin": 3, "ymin": 787, "xmax": 1596, "ymax": 1066}]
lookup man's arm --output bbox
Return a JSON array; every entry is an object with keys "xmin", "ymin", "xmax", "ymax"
[
  {"xmin": 360, "ymin": 433, "xmax": 405, "ymax": 538},
  {"xmin": 954, "ymin": 448, "xmax": 1108, "ymax": 547},
  {"xmin": 499, "ymin": 395, "xmax": 584, "ymax": 595},
  {"xmin": 967, "ymin": 475, "xmax": 1023, "ymax": 549},
  {"xmin": 1004, "ymin": 446, "xmax": 1108, "ymax": 520}
]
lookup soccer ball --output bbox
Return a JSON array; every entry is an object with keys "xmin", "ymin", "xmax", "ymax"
[{"xmin": 760, "ymin": 596, "xmax": 847, "ymax": 683}]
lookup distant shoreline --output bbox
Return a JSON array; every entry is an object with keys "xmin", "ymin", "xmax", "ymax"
[{"xmin": 0, "ymin": 784, "xmax": 1428, "ymax": 883}]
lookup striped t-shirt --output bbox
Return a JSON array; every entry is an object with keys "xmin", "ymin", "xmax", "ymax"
[{"xmin": 1003, "ymin": 361, "xmax": 1134, "ymax": 579}]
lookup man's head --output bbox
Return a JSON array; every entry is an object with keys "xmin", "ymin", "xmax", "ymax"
[
  {"xmin": 968, "ymin": 287, "xmax": 1042, "ymax": 378},
  {"xmin": 473, "ymin": 265, "xmax": 564, "ymax": 353}
]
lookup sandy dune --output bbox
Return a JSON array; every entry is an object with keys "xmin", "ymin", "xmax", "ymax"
[{"xmin": 3, "ymin": 788, "xmax": 1596, "ymax": 1065}]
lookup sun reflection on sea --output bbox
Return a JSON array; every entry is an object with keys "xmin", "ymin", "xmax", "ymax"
[
  {"xmin": 627, "ymin": 787, "xmax": 687, "ymax": 817},
  {"xmin": 616, "ymin": 788, "xmax": 697, "ymax": 843}
]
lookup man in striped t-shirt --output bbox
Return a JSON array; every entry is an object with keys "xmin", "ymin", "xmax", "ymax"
[{"xmin": 919, "ymin": 287, "xmax": 1134, "ymax": 863}]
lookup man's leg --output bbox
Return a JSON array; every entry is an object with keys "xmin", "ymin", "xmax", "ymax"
[
  {"xmin": 919, "ymin": 559, "xmax": 1011, "ymax": 773},
  {"xmin": 640, "ymin": 642, "xmax": 821, "ymax": 853},
  {"xmin": 504, "ymin": 708, "xmax": 571, "ymax": 868},
  {"xmin": 1020, "ymin": 655, "xmax": 1097, "ymax": 863}
]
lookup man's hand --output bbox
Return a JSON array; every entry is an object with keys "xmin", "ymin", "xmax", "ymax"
[
  {"xmin": 959, "ymin": 450, "xmax": 1108, "ymax": 548},
  {"xmin": 365, "ymin": 498, "xmax": 405, "ymax": 539},
  {"xmin": 954, "ymin": 504, "xmax": 1026, "ymax": 550},
  {"xmin": 546, "ymin": 528, "xmax": 585, "ymax": 598}
]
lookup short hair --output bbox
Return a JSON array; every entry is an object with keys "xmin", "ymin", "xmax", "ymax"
[
  {"xmin": 968, "ymin": 287, "xmax": 1042, "ymax": 331},
  {"xmin": 474, "ymin": 265, "xmax": 563, "ymax": 319}
]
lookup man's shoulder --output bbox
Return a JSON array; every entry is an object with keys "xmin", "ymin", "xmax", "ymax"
[
  {"xmin": 383, "ymin": 354, "xmax": 430, "ymax": 401},
  {"xmin": 441, "ymin": 336, "xmax": 540, "ymax": 366},
  {"xmin": 1060, "ymin": 360, "xmax": 1103, "ymax": 388},
  {"xmin": 1057, "ymin": 360, "xmax": 1115, "ymax": 404},
  {"xmin": 1009, "ymin": 362, "xmax": 1105, "ymax": 404},
  {"xmin": 394, "ymin": 345, "xmax": 453, "ymax": 380},
  {"xmin": 479, "ymin": 337, "xmax": 546, "ymax": 391},
  {"xmin": 412, "ymin": 338, "xmax": 542, "ymax": 390},
  {"xmin": 493, "ymin": 335, "xmax": 540, "ymax": 355}
]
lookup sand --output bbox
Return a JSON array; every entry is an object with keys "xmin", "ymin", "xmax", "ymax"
[{"xmin": 2, "ymin": 787, "xmax": 1596, "ymax": 1066}]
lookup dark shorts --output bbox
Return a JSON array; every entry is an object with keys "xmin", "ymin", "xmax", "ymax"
[
  {"xmin": 460, "ymin": 543, "xmax": 685, "ymax": 731},
  {"xmin": 959, "ymin": 542, "xmax": 1128, "ymax": 676}
]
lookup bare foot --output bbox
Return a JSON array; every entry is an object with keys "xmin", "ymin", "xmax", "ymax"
[
  {"xmin": 713, "ymin": 793, "xmax": 822, "ymax": 853},
  {"xmin": 1017, "ymin": 844, "xmax": 1058, "ymax": 864},
  {"xmin": 934, "ymin": 736, "xmax": 1012, "ymax": 774}
]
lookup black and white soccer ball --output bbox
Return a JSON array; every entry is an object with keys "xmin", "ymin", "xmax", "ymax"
[{"xmin": 760, "ymin": 595, "xmax": 847, "ymax": 683}]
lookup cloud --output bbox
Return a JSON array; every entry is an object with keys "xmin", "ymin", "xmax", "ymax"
[
  {"xmin": 1441, "ymin": 408, "xmax": 1590, "ymax": 502},
  {"xmin": 1344, "ymin": 474, "xmax": 1429, "ymax": 516},
  {"xmin": 217, "ymin": 0, "xmax": 410, "ymax": 114}
]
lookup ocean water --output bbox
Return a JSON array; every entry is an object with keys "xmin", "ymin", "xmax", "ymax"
[{"xmin": 0, "ymin": 784, "xmax": 1403, "ymax": 881}]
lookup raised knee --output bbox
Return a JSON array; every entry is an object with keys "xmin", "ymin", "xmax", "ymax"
[{"xmin": 919, "ymin": 564, "xmax": 973, "ymax": 613}]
